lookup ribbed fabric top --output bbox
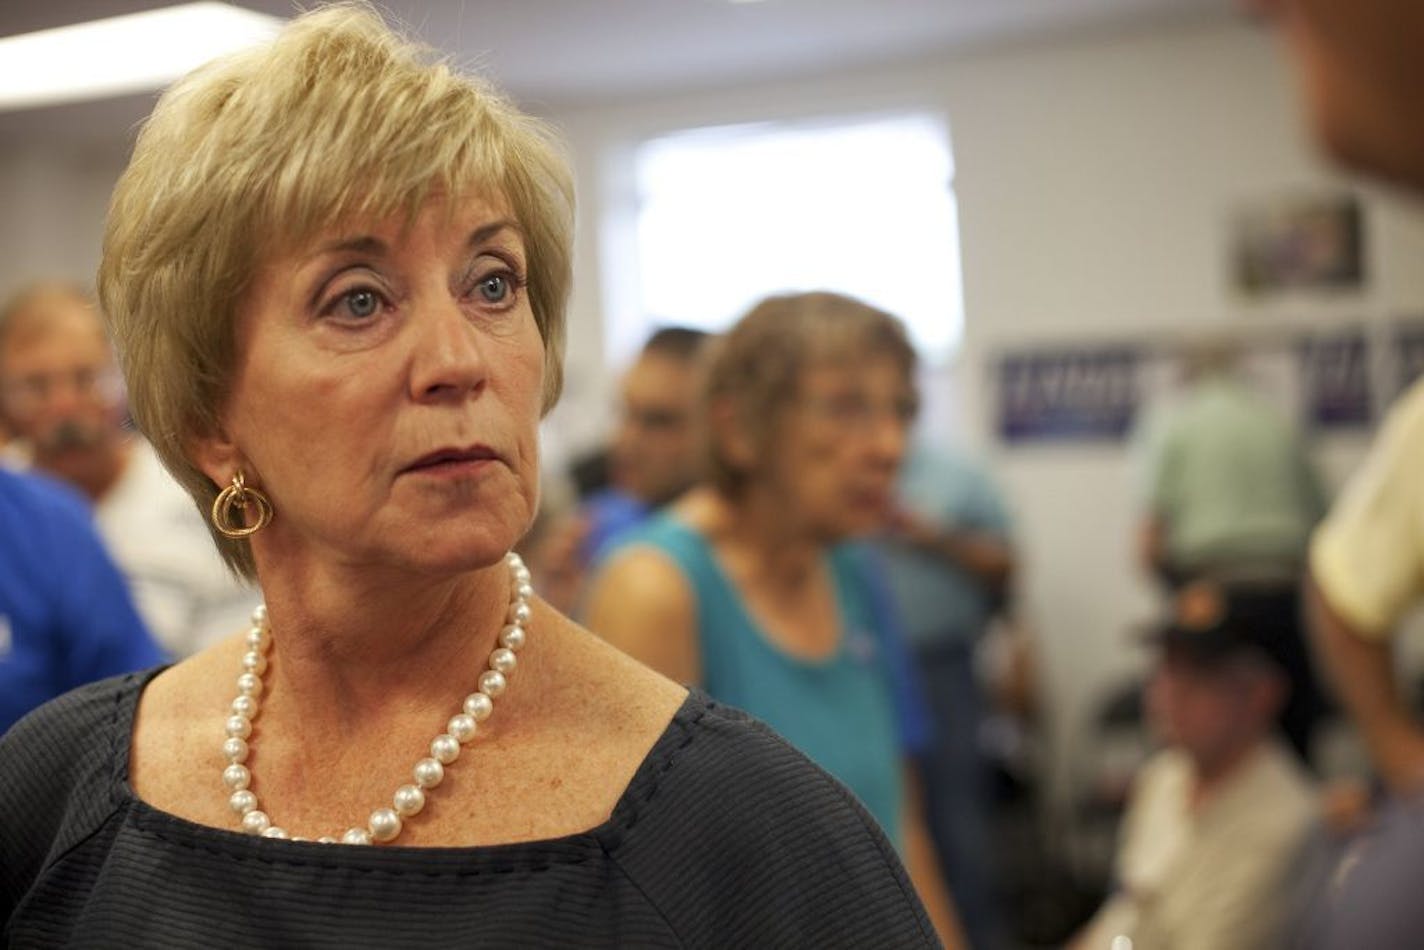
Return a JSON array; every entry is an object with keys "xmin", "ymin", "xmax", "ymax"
[{"xmin": 1, "ymin": 670, "xmax": 939, "ymax": 949}]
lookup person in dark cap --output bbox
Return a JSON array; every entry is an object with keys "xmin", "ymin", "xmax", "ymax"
[{"xmin": 1072, "ymin": 581, "xmax": 1317, "ymax": 950}]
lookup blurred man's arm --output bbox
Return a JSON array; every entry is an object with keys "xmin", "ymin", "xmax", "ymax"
[
  {"xmin": 887, "ymin": 506, "xmax": 1014, "ymax": 593},
  {"xmin": 1138, "ymin": 513, "xmax": 1170, "ymax": 582},
  {"xmin": 1308, "ymin": 383, "xmax": 1424, "ymax": 792},
  {"xmin": 1309, "ymin": 577, "xmax": 1424, "ymax": 794},
  {"xmin": 900, "ymin": 764, "xmax": 967, "ymax": 950}
]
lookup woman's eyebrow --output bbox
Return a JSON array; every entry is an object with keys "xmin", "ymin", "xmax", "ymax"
[
  {"xmin": 304, "ymin": 219, "xmax": 522, "ymax": 263},
  {"xmin": 307, "ymin": 235, "xmax": 388, "ymax": 261},
  {"xmin": 467, "ymin": 219, "xmax": 522, "ymax": 248}
]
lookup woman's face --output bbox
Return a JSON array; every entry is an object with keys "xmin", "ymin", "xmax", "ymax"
[
  {"xmin": 762, "ymin": 354, "xmax": 913, "ymax": 542},
  {"xmin": 198, "ymin": 191, "xmax": 546, "ymax": 578}
]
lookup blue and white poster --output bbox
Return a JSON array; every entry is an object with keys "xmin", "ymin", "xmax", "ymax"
[
  {"xmin": 1395, "ymin": 320, "xmax": 1424, "ymax": 395},
  {"xmin": 998, "ymin": 347, "xmax": 1140, "ymax": 443},
  {"xmin": 1299, "ymin": 330, "xmax": 1372, "ymax": 428}
]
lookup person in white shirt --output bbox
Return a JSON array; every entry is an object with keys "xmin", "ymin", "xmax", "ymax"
[
  {"xmin": 1073, "ymin": 581, "xmax": 1317, "ymax": 950},
  {"xmin": 0, "ymin": 282, "xmax": 258, "ymax": 656}
]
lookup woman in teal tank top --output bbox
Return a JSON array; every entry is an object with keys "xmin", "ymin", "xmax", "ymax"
[{"xmin": 587, "ymin": 292, "xmax": 963, "ymax": 946}]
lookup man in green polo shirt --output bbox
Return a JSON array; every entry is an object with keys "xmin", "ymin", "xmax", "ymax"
[{"xmin": 1136, "ymin": 342, "xmax": 1329, "ymax": 761}]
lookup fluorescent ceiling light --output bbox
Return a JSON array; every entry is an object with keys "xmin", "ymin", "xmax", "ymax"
[{"xmin": 0, "ymin": 2, "xmax": 283, "ymax": 112}]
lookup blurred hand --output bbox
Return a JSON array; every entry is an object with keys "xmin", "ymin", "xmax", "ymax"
[
  {"xmin": 1320, "ymin": 777, "xmax": 1375, "ymax": 837},
  {"xmin": 883, "ymin": 505, "xmax": 943, "ymax": 551}
]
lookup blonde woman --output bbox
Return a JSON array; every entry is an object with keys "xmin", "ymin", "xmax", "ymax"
[{"xmin": 0, "ymin": 8, "xmax": 940, "ymax": 947}]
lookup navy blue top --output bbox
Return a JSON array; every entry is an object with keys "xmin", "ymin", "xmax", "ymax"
[
  {"xmin": 1, "ymin": 673, "xmax": 939, "ymax": 948},
  {"xmin": 0, "ymin": 468, "xmax": 162, "ymax": 733}
]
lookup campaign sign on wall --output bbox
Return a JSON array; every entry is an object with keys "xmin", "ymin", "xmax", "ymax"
[
  {"xmin": 1299, "ymin": 330, "xmax": 1372, "ymax": 428},
  {"xmin": 1395, "ymin": 321, "xmax": 1424, "ymax": 395},
  {"xmin": 998, "ymin": 347, "xmax": 1140, "ymax": 443}
]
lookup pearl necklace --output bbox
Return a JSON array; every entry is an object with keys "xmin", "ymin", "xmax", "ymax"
[{"xmin": 221, "ymin": 551, "xmax": 533, "ymax": 845}]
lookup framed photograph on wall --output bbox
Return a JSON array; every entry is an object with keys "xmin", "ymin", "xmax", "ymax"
[{"xmin": 1233, "ymin": 194, "xmax": 1365, "ymax": 296}]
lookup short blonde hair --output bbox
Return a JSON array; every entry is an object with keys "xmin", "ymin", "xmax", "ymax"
[
  {"xmin": 704, "ymin": 291, "xmax": 917, "ymax": 497},
  {"xmin": 98, "ymin": 3, "xmax": 575, "ymax": 579}
]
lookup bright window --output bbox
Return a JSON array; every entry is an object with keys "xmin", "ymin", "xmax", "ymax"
[{"xmin": 603, "ymin": 113, "xmax": 964, "ymax": 365}]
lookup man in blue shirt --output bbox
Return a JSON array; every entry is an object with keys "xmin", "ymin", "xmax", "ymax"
[
  {"xmin": 581, "ymin": 326, "xmax": 712, "ymax": 564},
  {"xmin": 0, "ymin": 468, "xmax": 162, "ymax": 733},
  {"xmin": 874, "ymin": 440, "xmax": 1015, "ymax": 950}
]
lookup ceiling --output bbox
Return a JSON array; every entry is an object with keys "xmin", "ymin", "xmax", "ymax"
[{"xmin": 0, "ymin": 0, "xmax": 1235, "ymax": 152}]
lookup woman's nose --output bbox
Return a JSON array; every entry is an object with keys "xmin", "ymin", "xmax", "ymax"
[{"xmin": 409, "ymin": 296, "xmax": 490, "ymax": 402}]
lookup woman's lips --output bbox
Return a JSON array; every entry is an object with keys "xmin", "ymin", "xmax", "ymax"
[{"xmin": 402, "ymin": 445, "xmax": 501, "ymax": 477}]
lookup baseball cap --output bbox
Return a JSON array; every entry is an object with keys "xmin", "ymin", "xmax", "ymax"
[{"xmin": 1144, "ymin": 581, "xmax": 1290, "ymax": 672}]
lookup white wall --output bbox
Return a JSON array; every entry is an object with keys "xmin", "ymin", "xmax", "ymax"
[
  {"xmin": 541, "ymin": 17, "xmax": 1424, "ymax": 795},
  {"xmin": 0, "ymin": 147, "xmax": 126, "ymax": 297}
]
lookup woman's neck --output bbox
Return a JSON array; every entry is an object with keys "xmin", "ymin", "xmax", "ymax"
[
  {"xmin": 691, "ymin": 485, "xmax": 825, "ymax": 591},
  {"xmin": 251, "ymin": 555, "xmax": 512, "ymax": 736}
]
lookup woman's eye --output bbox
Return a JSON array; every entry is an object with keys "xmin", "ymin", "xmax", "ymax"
[
  {"xmin": 476, "ymin": 274, "xmax": 510, "ymax": 304},
  {"xmin": 342, "ymin": 289, "xmax": 381, "ymax": 318}
]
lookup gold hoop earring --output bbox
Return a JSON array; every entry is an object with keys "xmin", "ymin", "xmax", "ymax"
[{"xmin": 211, "ymin": 471, "xmax": 273, "ymax": 539}]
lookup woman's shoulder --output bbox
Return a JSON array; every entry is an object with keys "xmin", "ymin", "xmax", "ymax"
[
  {"xmin": 609, "ymin": 692, "xmax": 937, "ymax": 946},
  {"xmin": 620, "ymin": 691, "xmax": 889, "ymax": 838},
  {"xmin": 0, "ymin": 671, "xmax": 150, "ymax": 910},
  {"xmin": 0, "ymin": 670, "xmax": 146, "ymax": 796}
]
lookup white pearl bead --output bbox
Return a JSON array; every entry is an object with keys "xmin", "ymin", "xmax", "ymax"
[
  {"xmin": 224, "ymin": 715, "xmax": 252, "ymax": 739},
  {"xmin": 317, "ymin": 836, "xmax": 338, "ymax": 844},
  {"xmin": 292, "ymin": 836, "xmax": 308, "ymax": 843},
  {"xmin": 393, "ymin": 784, "xmax": 425, "ymax": 817},
  {"xmin": 231, "ymin": 695, "xmax": 258, "ymax": 719},
  {"xmin": 251, "ymin": 603, "xmax": 268, "ymax": 625},
  {"xmin": 505, "ymin": 551, "xmax": 523, "ymax": 567},
  {"xmin": 499, "ymin": 624, "xmax": 525, "ymax": 652},
  {"xmin": 368, "ymin": 808, "xmax": 402, "ymax": 842},
  {"xmin": 241, "ymin": 651, "xmax": 267, "ymax": 675},
  {"xmin": 478, "ymin": 670, "xmax": 507, "ymax": 697},
  {"xmin": 341, "ymin": 827, "xmax": 372, "ymax": 845},
  {"xmin": 413, "ymin": 757, "xmax": 444, "ymax": 789},
  {"xmin": 229, "ymin": 789, "xmax": 258, "ymax": 815},
  {"xmin": 262, "ymin": 826, "xmax": 289, "ymax": 839},
  {"xmin": 515, "ymin": 582, "xmax": 535, "ymax": 601},
  {"xmin": 223, "ymin": 737, "xmax": 249, "ymax": 764},
  {"xmin": 509, "ymin": 602, "xmax": 532, "ymax": 626},
  {"xmin": 489, "ymin": 647, "xmax": 517, "ymax": 675},
  {"xmin": 463, "ymin": 692, "xmax": 493, "ymax": 721},
  {"xmin": 245, "ymin": 628, "xmax": 265, "ymax": 651},
  {"xmin": 223, "ymin": 764, "xmax": 251, "ymax": 791},
  {"xmin": 241, "ymin": 810, "xmax": 271, "ymax": 835},
  {"xmin": 236, "ymin": 673, "xmax": 262, "ymax": 697},
  {"xmin": 431, "ymin": 734, "xmax": 461, "ymax": 764},
  {"xmin": 448, "ymin": 713, "xmax": 478, "ymax": 744}
]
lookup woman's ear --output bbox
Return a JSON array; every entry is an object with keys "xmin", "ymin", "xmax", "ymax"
[
  {"xmin": 186, "ymin": 421, "xmax": 242, "ymax": 490},
  {"xmin": 708, "ymin": 397, "xmax": 757, "ymax": 473}
]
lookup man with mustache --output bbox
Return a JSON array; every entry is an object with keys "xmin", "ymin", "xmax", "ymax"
[{"xmin": 0, "ymin": 283, "xmax": 258, "ymax": 656}]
